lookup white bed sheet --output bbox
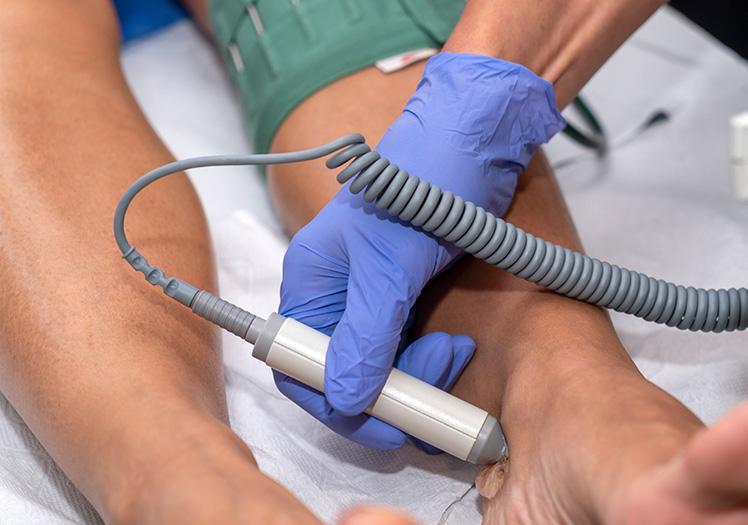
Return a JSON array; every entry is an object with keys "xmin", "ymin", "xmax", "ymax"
[{"xmin": 1, "ymin": 6, "xmax": 747, "ymax": 524}]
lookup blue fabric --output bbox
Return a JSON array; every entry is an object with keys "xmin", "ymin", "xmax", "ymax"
[
  {"xmin": 113, "ymin": 0, "xmax": 188, "ymax": 42},
  {"xmin": 278, "ymin": 53, "xmax": 566, "ymax": 450}
]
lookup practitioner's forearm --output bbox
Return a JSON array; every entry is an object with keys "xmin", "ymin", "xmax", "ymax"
[{"xmin": 443, "ymin": 0, "xmax": 667, "ymax": 107}]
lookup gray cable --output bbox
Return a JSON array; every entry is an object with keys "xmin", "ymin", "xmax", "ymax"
[
  {"xmin": 115, "ymin": 134, "xmax": 748, "ymax": 334},
  {"xmin": 113, "ymin": 134, "xmax": 364, "ymax": 254},
  {"xmin": 113, "ymin": 134, "xmax": 370, "ymax": 320}
]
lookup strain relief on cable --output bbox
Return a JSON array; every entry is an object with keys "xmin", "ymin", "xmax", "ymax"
[
  {"xmin": 190, "ymin": 290, "xmax": 264, "ymax": 344},
  {"xmin": 123, "ymin": 248, "xmax": 198, "ymax": 306}
]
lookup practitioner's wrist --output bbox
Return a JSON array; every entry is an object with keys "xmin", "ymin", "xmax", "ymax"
[
  {"xmin": 442, "ymin": 0, "xmax": 592, "ymax": 80},
  {"xmin": 411, "ymin": 52, "xmax": 565, "ymax": 176},
  {"xmin": 443, "ymin": 0, "xmax": 667, "ymax": 107}
]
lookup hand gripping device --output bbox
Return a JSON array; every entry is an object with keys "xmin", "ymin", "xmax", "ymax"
[
  {"xmin": 114, "ymin": 134, "xmax": 747, "ymax": 465},
  {"xmin": 190, "ymin": 290, "xmax": 505, "ymax": 464}
]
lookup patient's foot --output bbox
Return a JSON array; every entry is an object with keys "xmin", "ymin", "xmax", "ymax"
[
  {"xmin": 476, "ymin": 353, "xmax": 748, "ymax": 525},
  {"xmin": 620, "ymin": 400, "xmax": 748, "ymax": 525}
]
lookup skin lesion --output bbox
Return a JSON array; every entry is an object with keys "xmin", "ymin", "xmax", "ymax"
[{"xmin": 476, "ymin": 458, "xmax": 510, "ymax": 499}]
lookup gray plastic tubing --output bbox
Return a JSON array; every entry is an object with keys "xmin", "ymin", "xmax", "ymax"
[{"xmin": 327, "ymin": 138, "xmax": 748, "ymax": 333}]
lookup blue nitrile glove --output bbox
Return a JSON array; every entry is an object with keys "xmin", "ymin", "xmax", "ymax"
[
  {"xmin": 274, "ymin": 332, "xmax": 475, "ymax": 449},
  {"xmin": 278, "ymin": 53, "xmax": 566, "ymax": 449}
]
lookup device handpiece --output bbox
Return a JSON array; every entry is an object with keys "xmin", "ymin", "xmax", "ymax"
[{"xmin": 189, "ymin": 289, "xmax": 507, "ymax": 465}]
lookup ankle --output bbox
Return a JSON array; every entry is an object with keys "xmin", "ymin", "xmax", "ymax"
[
  {"xmin": 103, "ymin": 414, "xmax": 258, "ymax": 524},
  {"xmin": 108, "ymin": 421, "xmax": 322, "ymax": 525},
  {"xmin": 495, "ymin": 331, "xmax": 637, "ymax": 416}
]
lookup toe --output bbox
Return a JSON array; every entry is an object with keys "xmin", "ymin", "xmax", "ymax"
[{"xmin": 679, "ymin": 400, "xmax": 748, "ymax": 508}]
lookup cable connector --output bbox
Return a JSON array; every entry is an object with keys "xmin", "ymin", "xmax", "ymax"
[
  {"xmin": 730, "ymin": 110, "xmax": 748, "ymax": 202},
  {"xmin": 122, "ymin": 247, "xmax": 198, "ymax": 306}
]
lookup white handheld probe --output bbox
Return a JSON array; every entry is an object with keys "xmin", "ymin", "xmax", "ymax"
[
  {"xmin": 119, "ymin": 247, "xmax": 507, "ymax": 463},
  {"xmin": 189, "ymin": 290, "xmax": 506, "ymax": 464},
  {"xmin": 124, "ymin": 247, "xmax": 506, "ymax": 463}
]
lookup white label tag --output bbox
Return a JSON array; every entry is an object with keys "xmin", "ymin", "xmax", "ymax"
[{"xmin": 375, "ymin": 48, "xmax": 439, "ymax": 73}]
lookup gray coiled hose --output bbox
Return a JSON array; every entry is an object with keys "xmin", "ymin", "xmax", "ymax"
[
  {"xmin": 328, "ymin": 138, "xmax": 748, "ymax": 333},
  {"xmin": 115, "ymin": 133, "xmax": 747, "ymax": 333}
]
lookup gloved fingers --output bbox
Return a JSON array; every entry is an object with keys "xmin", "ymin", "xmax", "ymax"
[
  {"xmin": 325, "ymin": 256, "xmax": 420, "ymax": 417},
  {"xmin": 394, "ymin": 332, "xmax": 476, "ymax": 456},
  {"xmin": 413, "ymin": 440, "xmax": 443, "ymax": 455},
  {"xmin": 279, "ymin": 237, "xmax": 349, "ymax": 336},
  {"xmin": 393, "ymin": 332, "xmax": 476, "ymax": 391},
  {"xmin": 273, "ymin": 370, "xmax": 406, "ymax": 451}
]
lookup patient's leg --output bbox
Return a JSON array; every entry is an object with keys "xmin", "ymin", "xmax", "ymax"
[
  {"xmin": 415, "ymin": 154, "xmax": 748, "ymax": 525},
  {"xmin": 0, "ymin": 2, "xmax": 321, "ymax": 523},
  {"xmin": 268, "ymin": 63, "xmax": 748, "ymax": 524}
]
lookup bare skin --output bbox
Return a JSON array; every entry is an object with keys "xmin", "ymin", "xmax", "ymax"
[
  {"xmin": 444, "ymin": 0, "xmax": 667, "ymax": 107},
  {"xmin": 0, "ymin": 1, "xmax": 322, "ymax": 523}
]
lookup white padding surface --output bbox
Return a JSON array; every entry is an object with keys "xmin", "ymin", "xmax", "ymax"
[{"xmin": 1, "ymin": 7, "xmax": 747, "ymax": 524}]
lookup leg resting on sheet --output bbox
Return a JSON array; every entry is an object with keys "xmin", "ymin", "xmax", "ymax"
[{"xmin": 0, "ymin": 2, "xmax": 322, "ymax": 523}]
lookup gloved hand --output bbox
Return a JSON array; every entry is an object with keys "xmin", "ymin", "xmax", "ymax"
[{"xmin": 278, "ymin": 52, "xmax": 565, "ymax": 449}]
